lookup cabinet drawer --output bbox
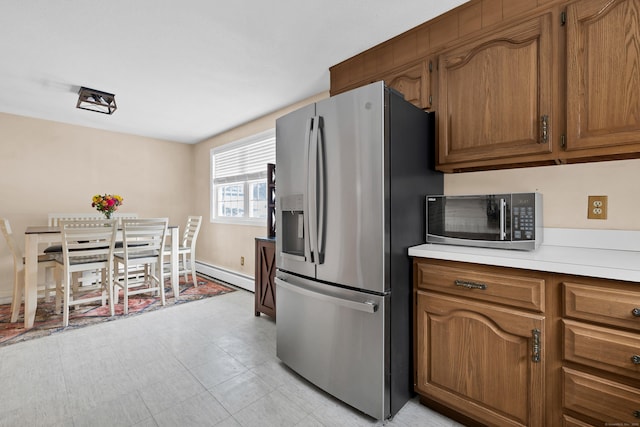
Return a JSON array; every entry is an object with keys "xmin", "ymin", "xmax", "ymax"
[
  {"xmin": 562, "ymin": 415, "xmax": 594, "ymax": 427},
  {"xmin": 563, "ymin": 282, "xmax": 640, "ymax": 330},
  {"xmin": 563, "ymin": 367, "xmax": 640, "ymax": 425},
  {"xmin": 415, "ymin": 261, "xmax": 544, "ymax": 311},
  {"xmin": 563, "ymin": 319, "xmax": 640, "ymax": 378}
]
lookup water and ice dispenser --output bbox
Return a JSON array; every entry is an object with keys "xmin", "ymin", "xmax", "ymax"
[{"xmin": 280, "ymin": 194, "xmax": 305, "ymax": 260}]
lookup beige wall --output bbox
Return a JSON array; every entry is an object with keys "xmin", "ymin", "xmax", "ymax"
[
  {"xmin": 2, "ymin": 92, "xmax": 639, "ymax": 301},
  {"xmin": 444, "ymin": 158, "xmax": 640, "ymax": 230},
  {"xmin": 192, "ymin": 92, "xmax": 330, "ymax": 279},
  {"xmin": 0, "ymin": 112, "xmax": 193, "ymax": 300}
]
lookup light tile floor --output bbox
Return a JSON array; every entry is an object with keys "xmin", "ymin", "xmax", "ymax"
[{"xmin": 0, "ymin": 288, "xmax": 466, "ymax": 427}]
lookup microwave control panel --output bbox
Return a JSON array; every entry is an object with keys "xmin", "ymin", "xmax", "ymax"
[{"xmin": 511, "ymin": 193, "xmax": 536, "ymax": 241}]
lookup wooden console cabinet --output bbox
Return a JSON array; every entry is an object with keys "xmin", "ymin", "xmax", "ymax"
[{"xmin": 255, "ymin": 237, "xmax": 276, "ymax": 319}]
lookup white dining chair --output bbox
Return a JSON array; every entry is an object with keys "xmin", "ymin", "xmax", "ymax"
[
  {"xmin": 113, "ymin": 218, "xmax": 168, "ymax": 314},
  {"xmin": 113, "ymin": 212, "xmax": 139, "ymax": 227},
  {"xmin": 164, "ymin": 215, "xmax": 202, "ymax": 286},
  {"xmin": 0, "ymin": 218, "xmax": 60, "ymax": 323},
  {"xmin": 48, "ymin": 213, "xmax": 103, "ymax": 227},
  {"xmin": 55, "ymin": 219, "xmax": 118, "ymax": 327},
  {"xmin": 44, "ymin": 213, "xmax": 139, "ymax": 254}
]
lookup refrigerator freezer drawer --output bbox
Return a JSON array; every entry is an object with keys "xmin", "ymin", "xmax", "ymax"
[{"xmin": 276, "ymin": 275, "xmax": 389, "ymax": 420}]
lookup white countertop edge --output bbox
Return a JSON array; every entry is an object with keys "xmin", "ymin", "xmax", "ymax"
[{"xmin": 408, "ymin": 228, "xmax": 640, "ymax": 283}]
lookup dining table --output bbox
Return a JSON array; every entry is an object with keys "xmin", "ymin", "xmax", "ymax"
[{"xmin": 23, "ymin": 224, "xmax": 180, "ymax": 329}]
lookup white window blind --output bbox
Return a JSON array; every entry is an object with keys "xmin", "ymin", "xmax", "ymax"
[
  {"xmin": 213, "ymin": 130, "xmax": 275, "ymax": 184},
  {"xmin": 210, "ymin": 129, "xmax": 275, "ymax": 224}
]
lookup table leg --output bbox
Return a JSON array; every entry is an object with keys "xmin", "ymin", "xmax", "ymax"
[
  {"xmin": 24, "ymin": 234, "xmax": 39, "ymax": 329},
  {"xmin": 171, "ymin": 227, "xmax": 179, "ymax": 297}
]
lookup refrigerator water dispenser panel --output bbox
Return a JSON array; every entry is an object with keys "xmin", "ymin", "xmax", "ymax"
[{"xmin": 281, "ymin": 194, "xmax": 305, "ymax": 260}]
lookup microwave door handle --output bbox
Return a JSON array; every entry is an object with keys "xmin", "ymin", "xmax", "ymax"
[
  {"xmin": 499, "ymin": 198, "xmax": 507, "ymax": 240},
  {"xmin": 304, "ymin": 117, "xmax": 315, "ymax": 263},
  {"xmin": 307, "ymin": 116, "xmax": 320, "ymax": 264}
]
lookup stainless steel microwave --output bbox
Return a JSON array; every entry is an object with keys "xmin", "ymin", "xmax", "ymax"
[{"xmin": 426, "ymin": 193, "xmax": 542, "ymax": 250}]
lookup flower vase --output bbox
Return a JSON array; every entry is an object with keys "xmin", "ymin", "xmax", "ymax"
[{"xmin": 104, "ymin": 212, "xmax": 112, "ymax": 220}]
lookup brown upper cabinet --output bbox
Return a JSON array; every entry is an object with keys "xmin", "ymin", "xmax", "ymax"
[
  {"xmin": 330, "ymin": 0, "xmax": 640, "ymax": 172},
  {"xmin": 564, "ymin": 0, "xmax": 640, "ymax": 159},
  {"xmin": 330, "ymin": 56, "xmax": 433, "ymax": 110},
  {"xmin": 379, "ymin": 59, "xmax": 432, "ymax": 110},
  {"xmin": 436, "ymin": 12, "xmax": 556, "ymax": 170}
]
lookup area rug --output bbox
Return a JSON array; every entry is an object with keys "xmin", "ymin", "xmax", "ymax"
[{"xmin": 0, "ymin": 275, "xmax": 235, "ymax": 347}]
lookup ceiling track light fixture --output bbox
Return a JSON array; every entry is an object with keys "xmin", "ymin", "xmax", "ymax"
[{"xmin": 76, "ymin": 86, "xmax": 117, "ymax": 115}]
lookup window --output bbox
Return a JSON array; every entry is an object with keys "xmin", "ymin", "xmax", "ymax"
[{"xmin": 211, "ymin": 129, "xmax": 275, "ymax": 225}]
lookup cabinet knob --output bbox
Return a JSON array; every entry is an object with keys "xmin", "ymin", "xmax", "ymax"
[
  {"xmin": 633, "ymin": 308, "xmax": 640, "ymax": 317},
  {"xmin": 632, "ymin": 355, "xmax": 640, "ymax": 365}
]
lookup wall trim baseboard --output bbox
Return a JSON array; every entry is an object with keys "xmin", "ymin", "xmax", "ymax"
[{"xmin": 196, "ymin": 261, "xmax": 254, "ymax": 292}]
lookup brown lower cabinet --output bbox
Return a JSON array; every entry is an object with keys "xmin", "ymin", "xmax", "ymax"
[
  {"xmin": 416, "ymin": 292, "xmax": 545, "ymax": 426},
  {"xmin": 414, "ymin": 258, "xmax": 550, "ymax": 427},
  {"xmin": 255, "ymin": 237, "xmax": 276, "ymax": 319},
  {"xmin": 561, "ymin": 279, "xmax": 640, "ymax": 426},
  {"xmin": 413, "ymin": 257, "xmax": 640, "ymax": 427}
]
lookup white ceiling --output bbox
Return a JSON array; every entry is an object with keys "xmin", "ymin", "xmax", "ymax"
[{"xmin": 0, "ymin": 0, "xmax": 468, "ymax": 144}]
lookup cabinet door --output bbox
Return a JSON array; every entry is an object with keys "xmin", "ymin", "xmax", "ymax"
[
  {"xmin": 381, "ymin": 60, "xmax": 431, "ymax": 110},
  {"xmin": 565, "ymin": 0, "xmax": 640, "ymax": 156},
  {"xmin": 255, "ymin": 239, "xmax": 276, "ymax": 318},
  {"xmin": 437, "ymin": 13, "xmax": 554, "ymax": 168},
  {"xmin": 416, "ymin": 291, "xmax": 545, "ymax": 427}
]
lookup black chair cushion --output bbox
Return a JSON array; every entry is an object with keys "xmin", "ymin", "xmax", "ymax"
[{"xmin": 45, "ymin": 241, "xmax": 147, "ymax": 253}]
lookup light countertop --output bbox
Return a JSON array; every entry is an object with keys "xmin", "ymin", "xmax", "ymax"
[{"xmin": 408, "ymin": 228, "xmax": 640, "ymax": 283}]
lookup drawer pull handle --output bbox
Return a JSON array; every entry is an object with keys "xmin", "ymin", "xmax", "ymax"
[
  {"xmin": 633, "ymin": 308, "xmax": 640, "ymax": 317},
  {"xmin": 634, "ymin": 410, "xmax": 640, "ymax": 419},
  {"xmin": 632, "ymin": 355, "xmax": 640, "ymax": 365},
  {"xmin": 532, "ymin": 329, "xmax": 541, "ymax": 363},
  {"xmin": 454, "ymin": 280, "xmax": 487, "ymax": 290}
]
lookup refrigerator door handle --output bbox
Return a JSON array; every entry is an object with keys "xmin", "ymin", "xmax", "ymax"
[
  {"xmin": 275, "ymin": 278, "xmax": 378, "ymax": 314},
  {"xmin": 316, "ymin": 116, "xmax": 325, "ymax": 264},
  {"xmin": 307, "ymin": 115, "xmax": 320, "ymax": 263},
  {"xmin": 304, "ymin": 116, "xmax": 316, "ymax": 263}
]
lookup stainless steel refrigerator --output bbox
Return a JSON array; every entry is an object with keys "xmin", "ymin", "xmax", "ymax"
[{"xmin": 275, "ymin": 81, "xmax": 443, "ymax": 420}]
